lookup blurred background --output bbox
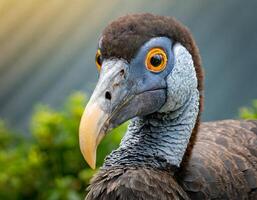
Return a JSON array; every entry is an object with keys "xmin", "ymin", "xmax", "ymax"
[
  {"xmin": 0, "ymin": 0, "xmax": 257, "ymax": 132},
  {"xmin": 0, "ymin": 0, "xmax": 257, "ymax": 199}
]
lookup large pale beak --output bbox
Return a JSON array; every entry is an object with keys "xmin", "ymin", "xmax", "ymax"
[
  {"xmin": 79, "ymin": 60, "xmax": 129, "ymax": 169},
  {"xmin": 79, "ymin": 101, "xmax": 108, "ymax": 169},
  {"xmin": 79, "ymin": 60, "xmax": 166, "ymax": 169}
]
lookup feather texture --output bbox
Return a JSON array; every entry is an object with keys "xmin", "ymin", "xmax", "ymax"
[
  {"xmin": 86, "ymin": 120, "xmax": 257, "ymax": 200},
  {"xmin": 86, "ymin": 167, "xmax": 189, "ymax": 200},
  {"xmin": 179, "ymin": 120, "xmax": 257, "ymax": 199}
]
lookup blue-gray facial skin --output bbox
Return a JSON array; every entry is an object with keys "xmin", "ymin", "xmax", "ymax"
[
  {"xmin": 93, "ymin": 37, "xmax": 175, "ymax": 131},
  {"xmin": 128, "ymin": 37, "xmax": 175, "ymax": 94}
]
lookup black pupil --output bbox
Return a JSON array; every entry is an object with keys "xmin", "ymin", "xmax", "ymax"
[
  {"xmin": 150, "ymin": 54, "xmax": 162, "ymax": 67},
  {"xmin": 96, "ymin": 54, "xmax": 103, "ymax": 66}
]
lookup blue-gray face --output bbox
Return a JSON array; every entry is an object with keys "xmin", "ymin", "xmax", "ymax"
[
  {"xmin": 92, "ymin": 37, "xmax": 175, "ymax": 129},
  {"xmin": 128, "ymin": 37, "xmax": 174, "ymax": 94},
  {"xmin": 92, "ymin": 37, "xmax": 176, "ymax": 127}
]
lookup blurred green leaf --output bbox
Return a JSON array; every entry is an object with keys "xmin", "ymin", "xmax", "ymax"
[
  {"xmin": 0, "ymin": 92, "xmax": 126, "ymax": 199},
  {"xmin": 239, "ymin": 100, "xmax": 257, "ymax": 119}
]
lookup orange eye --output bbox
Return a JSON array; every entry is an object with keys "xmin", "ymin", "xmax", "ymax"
[
  {"xmin": 145, "ymin": 48, "xmax": 167, "ymax": 73},
  {"xmin": 95, "ymin": 49, "xmax": 103, "ymax": 71}
]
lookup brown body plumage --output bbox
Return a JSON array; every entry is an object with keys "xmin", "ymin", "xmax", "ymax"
[
  {"xmin": 87, "ymin": 120, "xmax": 257, "ymax": 200},
  {"xmin": 80, "ymin": 13, "xmax": 257, "ymax": 200}
]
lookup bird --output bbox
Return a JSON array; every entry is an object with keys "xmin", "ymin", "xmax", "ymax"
[{"xmin": 79, "ymin": 13, "xmax": 257, "ymax": 200}]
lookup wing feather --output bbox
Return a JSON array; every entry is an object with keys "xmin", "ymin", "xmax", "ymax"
[
  {"xmin": 179, "ymin": 120, "xmax": 257, "ymax": 199},
  {"xmin": 87, "ymin": 167, "xmax": 190, "ymax": 200}
]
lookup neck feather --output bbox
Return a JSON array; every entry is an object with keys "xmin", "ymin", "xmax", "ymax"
[{"xmin": 103, "ymin": 89, "xmax": 199, "ymax": 170}]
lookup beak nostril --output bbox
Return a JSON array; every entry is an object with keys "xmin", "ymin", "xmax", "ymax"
[
  {"xmin": 119, "ymin": 69, "xmax": 125, "ymax": 76},
  {"xmin": 105, "ymin": 91, "xmax": 112, "ymax": 100}
]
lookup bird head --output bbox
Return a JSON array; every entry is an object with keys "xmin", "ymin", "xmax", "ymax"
[{"xmin": 79, "ymin": 13, "xmax": 203, "ymax": 169}]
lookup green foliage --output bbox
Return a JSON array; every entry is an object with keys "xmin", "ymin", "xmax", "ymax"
[
  {"xmin": 0, "ymin": 92, "xmax": 127, "ymax": 199},
  {"xmin": 239, "ymin": 100, "xmax": 257, "ymax": 119}
]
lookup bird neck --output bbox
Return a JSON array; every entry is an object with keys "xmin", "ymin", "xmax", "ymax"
[{"xmin": 103, "ymin": 89, "xmax": 199, "ymax": 170}]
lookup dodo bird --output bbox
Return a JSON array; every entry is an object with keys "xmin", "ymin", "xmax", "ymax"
[{"xmin": 79, "ymin": 13, "xmax": 257, "ymax": 199}]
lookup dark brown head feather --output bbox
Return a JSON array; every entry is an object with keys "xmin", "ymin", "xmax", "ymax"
[{"xmin": 100, "ymin": 13, "xmax": 204, "ymax": 168}]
